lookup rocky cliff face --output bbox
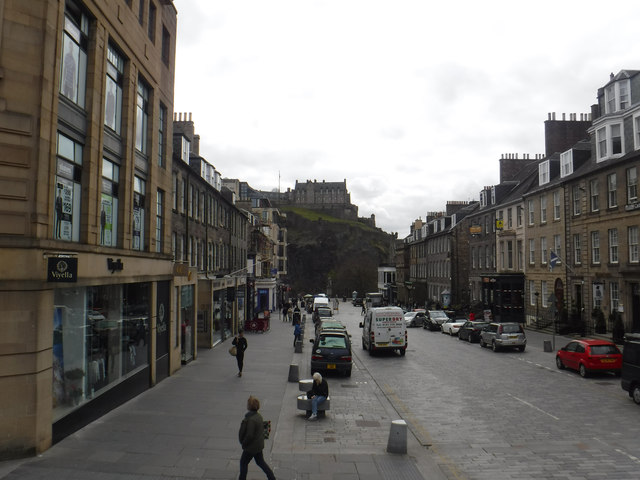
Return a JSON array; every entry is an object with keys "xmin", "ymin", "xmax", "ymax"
[{"xmin": 282, "ymin": 207, "xmax": 393, "ymax": 298}]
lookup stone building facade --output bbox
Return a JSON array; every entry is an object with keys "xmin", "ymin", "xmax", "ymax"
[{"xmin": 0, "ymin": 0, "xmax": 178, "ymax": 458}]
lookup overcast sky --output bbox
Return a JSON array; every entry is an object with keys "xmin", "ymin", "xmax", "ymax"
[{"xmin": 172, "ymin": 0, "xmax": 640, "ymax": 237}]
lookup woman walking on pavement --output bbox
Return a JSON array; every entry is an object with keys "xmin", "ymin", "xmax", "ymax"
[
  {"xmin": 238, "ymin": 396, "xmax": 276, "ymax": 480},
  {"xmin": 232, "ymin": 330, "xmax": 248, "ymax": 377}
]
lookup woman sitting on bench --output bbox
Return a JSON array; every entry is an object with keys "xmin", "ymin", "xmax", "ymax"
[{"xmin": 307, "ymin": 372, "xmax": 328, "ymax": 421}]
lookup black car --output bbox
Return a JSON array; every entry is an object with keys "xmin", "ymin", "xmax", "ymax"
[
  {"xmin": 457, "ymin": 321, "xmax": 489, "ymax": 343},
  {"xmin": 423, "ymin": 310, "xmax": 450, "ymax": 331},
  {"xmin": 309, "ymin": 331, "xmax": 352, "ymax": 377},
  {"xmin": 622, "ymin": 333, "xmax": 640, "ymax": 405},
  {"xmin": 352, "ymin": 298, "xmax": 363, "ymax": 307},
  {"xmin": 313, "ymin": 306, "xmax": 333, "ymax": 324}
]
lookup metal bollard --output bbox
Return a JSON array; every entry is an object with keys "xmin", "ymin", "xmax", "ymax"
[
  {"xmin": 294, "ymin": 340, "xmax": 303, "ymax": 353},
  {"xmin": 387, "ymin": 419, "xmax": 407, "ymax": 454},
  {"xmin": 288, "ymin": 363, "xmax": 299, "ymax": 382}
]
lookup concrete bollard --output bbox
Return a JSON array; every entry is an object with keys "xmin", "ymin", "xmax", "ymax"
[
  {"xmin": 288, "ymin": 364, "xmax": 299, "ymax": 382},
  {"xmin": 543, "ymin": 340, "xmax": 552, "ymax": 352},
  {"xmin": 294, "ymin": 340, "xmax": 303, "ymax": 353},
  {"xmin": 387, "ymin": 419, "xmax": 407, "ymax": 454}
]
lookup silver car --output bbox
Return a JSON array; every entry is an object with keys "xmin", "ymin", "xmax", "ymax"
[{"xmin": 480, "ymin": 322, "xmax": 526, "ymax": 352}]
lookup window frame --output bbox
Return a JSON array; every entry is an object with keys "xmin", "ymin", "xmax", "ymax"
[
  {"xmin": 591, "ymin": 231, "xmax": 600, "ymax": 265},
  {"xmin": 607, "ymin": 173, "xmax": 618, "ymax": 208},
  {"xmin": 608, "ymin": 228, "xmax": 619, "ymax": 264},
  {"xmin": 628, "ymin": 226, "xmax": 639, "ymax": 264}
]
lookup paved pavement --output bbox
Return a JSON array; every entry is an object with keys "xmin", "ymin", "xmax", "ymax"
[{"xmin": 0, "ymin": 310, "xmax": 446, "ymax": 480}]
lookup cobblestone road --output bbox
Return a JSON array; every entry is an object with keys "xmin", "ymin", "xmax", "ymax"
[{"xmin": 339, "ymin": 305, "xmax": 640, "ymax": 480}]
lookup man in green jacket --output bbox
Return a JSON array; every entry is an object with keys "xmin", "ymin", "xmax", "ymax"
[{"xmin": 238, "ymin": 396, "xmax": 275, "ymax": 480}]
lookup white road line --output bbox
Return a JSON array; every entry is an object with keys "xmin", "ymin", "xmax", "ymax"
[
  {"xmin": 615, "ymin": 448, "xmax": 640, "ymax": 464},
  {"xmin": 506, "ymin": 393, "xmax": 560, "ymax": 420}
]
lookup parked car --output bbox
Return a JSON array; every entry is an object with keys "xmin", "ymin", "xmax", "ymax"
[
  {"xmin": 423, "ymin": 310, "xmax": 449, "ymax": 331},
  {"xmin": 313, "ymin": 306, "xmax": 333, "ymax": 324},
  {"xmin": 479, "ymin": 322, "xmax": 526, "ymax": 352},
  {"xmin": 352, "ymin": 297, "xmax": 363, "ymax": 307},
  {"xmin": 441, "ymin": 317, "xmax": 467, "ymax": 335},
  {"xmin": 316, "ymin": 320, "xmax": 348, "ymax": 336},
  {"xmin": 621, "ymin": 333, "xmax": 640, "ymax": 404},
  {"xmin": 556, "ymin": 339, "xmax": 622, "ymax": 377},
  {"xmin": 309, "ymin": 331, "xmax": 352, "ymax": 376},
  {"xmin": 404, "ymin": 311, "xmax": 426, "ymax": 328},
  {"xmin": 458, "ymin": 321, "xmax": 489, "ymax": 343}
]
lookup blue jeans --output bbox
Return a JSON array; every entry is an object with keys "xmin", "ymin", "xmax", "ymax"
[
  {"xmin": 311, "ymin": 395, "xmax": 326, "ymax": 415},
  {"xmin": 239, "ymin": 450, "xmax": 275, "ymax": 480}
]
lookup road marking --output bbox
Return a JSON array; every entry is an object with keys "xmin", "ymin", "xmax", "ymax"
[
  {"xmin": 506, "ymin": 393, "xmax": 559, "ymax": 420},
  {"xmin": 615, "ymin": 448, "xmax": 640, "ymax": 464}
]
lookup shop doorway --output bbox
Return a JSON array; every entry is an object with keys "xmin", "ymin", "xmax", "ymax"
[{"xmin": 156, "ymin": 281, "xmax": 170, "ymax": 382}]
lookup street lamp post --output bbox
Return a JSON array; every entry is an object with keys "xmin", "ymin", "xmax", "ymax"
[{"xmin": 534, "ymin": 292, "xmax": 539, "ymax": 329}]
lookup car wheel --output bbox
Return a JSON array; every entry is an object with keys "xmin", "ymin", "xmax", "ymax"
[
  {"xmin": 518, "ymin": 346, "xmax": 525, "ymax": 352},
  {"xmin": 579, "ymin": 364, "xmax": 588, "ymax": 378},
  {"xmin": 458, "ymin": 334, "xmax": 463, "ymax": 341},
  {"xmin": 556, "ymin": 356, "xmax": 565, "ymax": 370},
  {"xmin": 400, "ymin": 348, "xmax": 406, "ymax": 356},
  {"xmin": 492, "ymin": 341, "xmax": 499, "ymax": 352},
  {"xmin": 369, "ymin": 345, "xmax": 375, "ymax": 356},
  {"xmin": 345, "ymin": 368, "xmax": 352, "ymax": 377},
  {"xmin": 468, "ymin": 335, "xmax": 473, "ymax": 343},
  {"xmin": 480, "ymin": 338, "xmax": 486, "ymax": 348},
  {"xmin": 362, "ymin": 338, "xmax": 367, "ymax": 350},
  {"xmin": 632, "ymin": 385, "xmax": 640, "ymax": 405}
]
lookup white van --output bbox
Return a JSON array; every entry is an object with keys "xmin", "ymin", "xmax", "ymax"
[
  {"xmin": 359, "ymin": 306, "xmax": 406, "ymax": 356},
  {"xmin": 312, "ymin": 296, "xmax": 330, "ymax": 312}
]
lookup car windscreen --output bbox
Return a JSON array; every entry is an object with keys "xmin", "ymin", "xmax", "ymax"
[
  {"xmin": 501, "ymin": 324, "xmax": 522, "ymax": 333},
  {"xmin": 429, "ymin": 311, "xmax": 448, "ymax": 319},
  {"xmin": 590, "ymin": 344, "xmax": 620, "ymax": 355},
  {"xmin": 318, "ymin": 336, "xmax": 347, "ymax": 348}
]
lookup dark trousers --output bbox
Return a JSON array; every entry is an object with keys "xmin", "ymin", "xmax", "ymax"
[
  {"xmin": 239, "ymin": 450, "xmax": 275, "ymax": 480},
  {"xmin": 236, "ymin": 353, "xmax": 244, "ymax": 373}
]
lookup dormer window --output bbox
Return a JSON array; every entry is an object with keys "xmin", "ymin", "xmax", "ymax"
[
  {"xmin": 538, "ymin": 160, "xmax": 550, "ymax": 185},
  {"xmin": 560, "ymin": 150, "xmax": 573, "ymax": 177},
  {"xmin": 596, "ymin": 122, "xmax": 624, "ymax": 162},
  {"xmin": 480, "ymin": 190, "xmax": 487, "ymax": 207},
  {"xmin": 491, "ymin": 186, "xmax": 496, "ymax": 205},
  {"xmin": 181, "ymin": 137, "xmax": 190, "ymax": 163},
  {"xmin": 605, "ymin": 79, "xmax": 630, "ymax": 114}
]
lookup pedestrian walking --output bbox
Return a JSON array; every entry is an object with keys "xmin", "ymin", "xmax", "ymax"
[
  {"xmin": 306, "ymin": 372, "xmax": 328, "ymax": 421},
  {"xmin": 238, "ymin": 396, "xmax": 275, "ymax": 480},
  {"xmin": 232, "ymin": 330, "xmax": 248, "ymax": 377}
]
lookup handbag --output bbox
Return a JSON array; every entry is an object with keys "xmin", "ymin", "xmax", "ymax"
[
  {"xmin": 263, "ymin": 420, "xmax": 271, "ymax": 439},
  {"xmin": 229, "ymin": 346, "xmax": 237, "ymax": 356}
]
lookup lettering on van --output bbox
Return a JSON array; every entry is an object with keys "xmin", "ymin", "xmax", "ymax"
[{"xmin": 374, "ymin": 315, "xmax": 402, "ymax": 327}]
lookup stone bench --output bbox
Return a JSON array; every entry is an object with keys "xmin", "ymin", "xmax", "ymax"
[
  {"xmin": 299, "ymin": 379, "xmax": 313, "ymax": 392},
  {"xmin": 297, "ymin": 394, "xmax": 330, "ymax": 418}
]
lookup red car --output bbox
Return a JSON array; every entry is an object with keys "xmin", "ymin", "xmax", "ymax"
[{"xmin": 556, "ymin": 339, "xmax": 622, "ymax": 377}]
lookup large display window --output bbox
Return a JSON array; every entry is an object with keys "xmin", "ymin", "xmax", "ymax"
[{"xmin": 52, "ymin": 283, "xmax": 150, "ymax": 421}]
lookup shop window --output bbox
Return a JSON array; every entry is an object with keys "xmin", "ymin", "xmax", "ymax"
[
  {"xmin": 52, "ymin": 284, "xmax": 150, "ymax": 421},
  {"xmin": 60, "ymin": 1, "xmax": 88, "ymax": 108},
  {"xmin": 101, "ymin": 159, "xmax": 119, "ymax": 246},
  {"xmin": 104, "ymin": 44, "xmax": 124, "ymax": 134},
  {"xmin": 133, "ymin": 176, "xmax": 146, "ymax": 250},
  {"xmin": 54, "ymin": 132, "xmax": 83, "ymax": 242}
]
